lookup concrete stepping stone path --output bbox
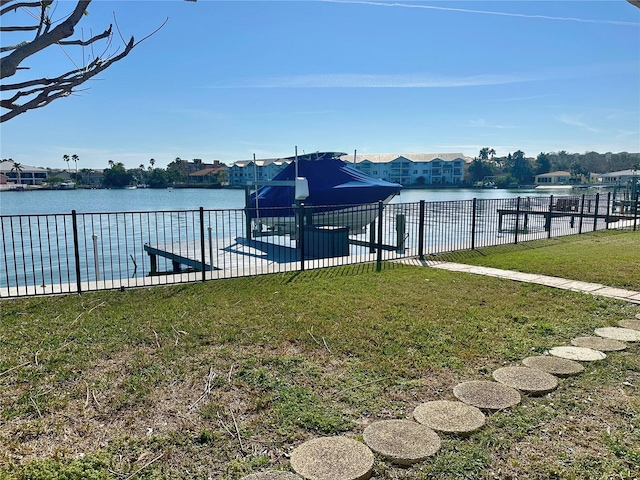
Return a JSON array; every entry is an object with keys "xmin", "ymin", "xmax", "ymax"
[
  {"xmin": 290, "ymin": 437, "xmax": 374, "ymax": 480},
  {"xmin": 453, "ymin": 380, "xmax": 521, "ymax": 410},
  {"xmin": 242, "ymin": 473, "xmax": 301, "ymax": 480},
  {"xmin": 521, "ymin": 355, "xmax": 584, "ymax": 377},
  {"xmin": 618, "ymin": 319, "xmax": 640, "ymax": 331},
  {"xmin": 594, "ymin": 327, "xmax": 640, "ymax": 342},
  {"xmin": 245, "ymin": 312, "xmax": 639, "ymax": 476},
  {"xmin": 571, "ymin": 336, "xmax": 627, "ymax": 352},
  {"xmin": 362, "ymin": 419, "xmax": 441, "ymax": 466},
  {"xmin": 549, "ymin": 346, "xmax": 606, "ymax": 361},
  {"xmin": 413, "ymin": 400, "xmax": 486, "ymax": 435},
  {"xmin": 492, "ymin": 366, "xmax": 558, "ymax": 396}
]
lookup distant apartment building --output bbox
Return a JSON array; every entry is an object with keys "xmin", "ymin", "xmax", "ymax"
[
  {"xmin": 227, "ymin": 157, "xmax": 290, "ymax": 186},
  {"xmin": 344, "ymin": 153, "xmax": 470, "ymax": 185},
  {"xmin": 227, "ymin": 153, "xmax": 470, "ymax": 187}
]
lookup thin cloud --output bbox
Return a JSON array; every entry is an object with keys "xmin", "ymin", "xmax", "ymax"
[
  {"xmin": 321, "ymin": 0, "xmax": 640, "ymax": 27},
  {"xmin": 470, "ymin": 119, "xmax": 520, "ymax": 129},
  {"xmin": 211, "ymin": 72, "xmax": 531, "ymax": 88},
  {"xmin": 496, "ymin": 94, "xmax": 556, "ymax": 103},
  {"xmin": 209, "ymin": 62, "xmax": 635, "ymax": 89},
  {"xmin": 555, "ymin": 114, "xmax": 602, "ymax": 133}
]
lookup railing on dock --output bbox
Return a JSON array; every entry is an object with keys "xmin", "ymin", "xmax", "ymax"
[{"xmin": 1, "ymin": 193, "xmax": 637, "ymax": 298}]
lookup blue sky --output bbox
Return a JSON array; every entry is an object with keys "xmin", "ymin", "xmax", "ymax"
[{"xmin": 2, "ymin": 0, "xmax": 639, "ymax": 170}]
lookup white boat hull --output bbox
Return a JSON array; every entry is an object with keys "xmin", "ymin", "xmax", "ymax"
[{"xmin": 253, "ymin": 195, "xmax": 395, "ymax": 235}]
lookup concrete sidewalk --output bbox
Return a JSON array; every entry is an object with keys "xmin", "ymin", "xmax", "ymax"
[{"xmin": 398, "ymin": 258, "xmax": 640, "ymax": 305}]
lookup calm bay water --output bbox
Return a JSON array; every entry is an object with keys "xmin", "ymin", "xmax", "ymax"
[
  {"xmin": 1, "ymin": 185, "xmax": 586, "ymax": 294},
  {"xmin": 0, "ymin": 187, "xmax": 565, "ymax": 216}
]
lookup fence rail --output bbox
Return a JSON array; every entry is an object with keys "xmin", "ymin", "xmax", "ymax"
[{"xmin": 1, "ymin": 193, "xmax": 637, "ymax": 298}]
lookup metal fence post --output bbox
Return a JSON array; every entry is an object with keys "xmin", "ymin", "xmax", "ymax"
[
  {"xmin": 634, "ymin": 189, "xmax": 638, "ymax": 231},
  {"xmin": 245, "ymin": 187, "xmax": 252, "ymax": 240},
  {"xmin": 71, "ymin": 210, "xmax": 82, "ymax": 294},
  {"xmin": 578, "ymin": 194, "xmax": 585, "ymax": 234},
  {"xmin": 92, "ymin": 234, "xmax": 100, "ymax": 282},
  {"xmin": 605, "ymin": 192, "xmax": 611, "ymax": 229},
  {"xmin": 514, "ymin": 197, "xmax": 521, "ymax": 245},
  {"xmin": 593, "ymin": 193, "xmax": 600, "ymax": 232},
  {"xmin": 471, "ymin": 198, "xmax": 477, "ymax": 250},
  {"xmin": 376, "ymin": 201, "xmax": 383, "ymax": 271},
  {"xmin": 297, "ymin": 202, "xmax": 305, "ymax": 272},
  {"xmin": 418, "ymin": 200, "xmax": 425, "ymax": 260},
  {"xmin": 199, "ymin": 207, "xmax": 206, "ymax": 282},
  {"xmin": 546, "ymin": 195, "xmax": 553, "ymax": 239}
]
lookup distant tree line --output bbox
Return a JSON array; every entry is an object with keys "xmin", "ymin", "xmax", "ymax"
[
  {"xmin": 99, "ymin": 158, "xmax": 227, "ymax": 188},
  {"xmin": 467, "ymin": 149, "xmax": 640, "ymax": 187}
]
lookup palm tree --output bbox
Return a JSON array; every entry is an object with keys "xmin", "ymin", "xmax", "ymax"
[
  {"xmin": 108, "ymin": 159, "xmax": 115, "ymax": 168},
  {"xmin": 149, "ymin": 158, "xmax": 155, "ymax": 169},
  {"xmin": 71, "ymin": 154, "xmax": 79, "ymax": 176},
  {"xmin": 10, "ymin": 161, "xmax": 23, "ymax": 185},
  {"xmin": 63, "ymin": 154, "xmax": 70, "ymax": 172}
]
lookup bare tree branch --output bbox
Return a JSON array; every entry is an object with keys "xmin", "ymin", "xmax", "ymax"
[
  {"xmin": 0, "ymin": 1, "xmax": 44, "ymax": 16},
  {"xmin": 58, "ymin": 25, "xmax": 111, "ymax": 46},
  {"xmin": 1, "ymin": 0, "xmax": 194, "ymax": 122},
  {"xmin": 1, "ymin": 0, "xmax": 89, "ymax": 79},
  {"xmin": 1, "ymin": 36, "xmax": 134, "ymax": 122}
]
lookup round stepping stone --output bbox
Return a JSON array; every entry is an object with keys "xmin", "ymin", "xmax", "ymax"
[
  {"xmin": 362, "ymin": 419, "xmax": 441, "ymax": 465},
  {"xmin": 413, "ymin": 400, "xmax": 486, "ymax": 435},
  {"xmin": 242, "ymin": 473, "xmax": 301, "ymax": 480},
  {"xmin": 453, "ymin": 380, "xmax": 521, "ymax": 411},
  {"xmin": 619, "ymin": 319, "xmax": 640, "ymax": 331},
  {"xmin": 290, "ymin": 437, "xmax": 374, "ymax": 480},
  {"xmin": 594, "ymin": 327, "xmax": 640, "ymax": 342},
  {"xmin": 492, "ymin": 366, "xmax": 558, "ymax": 396},
  {"xmin": 522, "ymin": 356, "xmax": 584, "ymax": 377},
  {"xmin": 549, "ymin": 346, "xmax": 606, "ymax": 362},
  {"xmin": 636, "ymin": 313, "xmax": 640, "ymax": 320},
  {"xmin": 571, "ymin": 336, "xmax": 627, "ymax": 352}
]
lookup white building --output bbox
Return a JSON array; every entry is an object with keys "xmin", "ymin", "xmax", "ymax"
[
  {"xmin": 0, "ymin": 160, "xmax": 48, "ymax": 186},
  {"xmin": 227, "ymin": 158, "xmax": 289, "ymax": 186},
  {"xmin": 227, "ymin": 152, "xmax": 470, "ymax": 187},
  {"xmin": 599, "ymin": 169, "xmax": 640, "ymax": 185},
  {"xmin": 343, "ymin": 153, "xmax": 470, "ymax": 186},
  {"xmin": 534, "ymin": 171, "xmax": 572, "ymax": 185}
]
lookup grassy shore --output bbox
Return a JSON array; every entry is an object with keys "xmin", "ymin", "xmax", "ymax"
[{"xmin": 1, "ymin": 231, "xmax": 639, "ymax": 479}]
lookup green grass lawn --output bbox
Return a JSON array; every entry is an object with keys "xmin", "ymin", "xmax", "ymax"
[
  {"xmin": 1, "ymin": 231, "xmax": 639, "ymax": 479},
  {"xmin": 435, "ymin": 229, "xmax": 640, "ymax": 290}
]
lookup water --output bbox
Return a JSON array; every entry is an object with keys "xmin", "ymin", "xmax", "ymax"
[
  {"xmin": 0, "ymin": 187, "xmax": 248, "ymax": 215},
  {"xmin": 2, "ymin": 186, "xmax": 587, "ymax": 295},
  {"xmin": 0, "ymin": 186, "xmax": 565, "ymax": 216}
]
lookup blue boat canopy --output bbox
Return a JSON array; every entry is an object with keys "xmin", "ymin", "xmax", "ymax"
[{"xmin": 247, "ymin": 152, "xmax": 402, "ymax": 219}]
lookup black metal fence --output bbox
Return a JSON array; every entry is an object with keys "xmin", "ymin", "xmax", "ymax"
[{"xmin": 1, "ymin": 193, "xmax": 637, "ymax": 298}]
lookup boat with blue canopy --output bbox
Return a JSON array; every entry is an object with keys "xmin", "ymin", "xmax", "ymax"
[{"xmin": 246, "ymin": 152, "xmax": 402, "ymax": 234}]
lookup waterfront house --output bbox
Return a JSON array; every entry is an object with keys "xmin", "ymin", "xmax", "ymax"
[
  {"xmin": 188, "ymin": 161, "xmax": 227, "ymax": 185},
  {"xmin": 534, "ymin": 171, "xmax": 572, "ymax": 186},
  {"xmin": 0, "ymin": 160, "xmax": 48, "ymax": 186},
  {"xmin": 599, "ymin": 169, "xmax": 640, "ymax": 185}
]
